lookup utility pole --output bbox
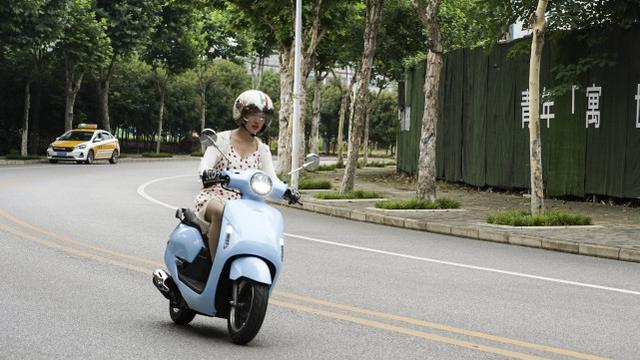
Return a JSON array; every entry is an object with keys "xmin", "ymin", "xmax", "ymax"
[{"xmin": 290, "ymin": 0, "xmax": 303, "ymax": 188}]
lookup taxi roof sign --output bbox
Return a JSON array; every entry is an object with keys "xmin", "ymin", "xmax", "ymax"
[{"xmin": 77, "ymin": 123, "xmax": 98, "ymax": 129}]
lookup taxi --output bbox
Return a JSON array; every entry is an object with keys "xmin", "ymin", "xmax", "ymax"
[{"xmin": 46, "ymin": 124, "xmax": 120, "ymax": 164}]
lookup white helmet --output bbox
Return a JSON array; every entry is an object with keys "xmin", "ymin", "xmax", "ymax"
[{"xmin": 232, "ymin": 90, "xmax": 274, "ymax": 133}]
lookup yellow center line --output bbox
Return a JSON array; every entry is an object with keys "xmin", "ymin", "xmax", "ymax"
[
  {"xmin": 0, "ymin": 209, "xmax": 610, "ymax": 360},
  {"xmin": 0, "ymin": 222, "xmax": 151, "ymax": 275},
  {"xmin": 0, "ymin": 208, "xmax": 163, "ymax": 267},
  {"xmin": 271, "ymin": 300, "xmax": 548, "ymax": 360},
  {"xmin": 273, "ymin": 291, "xmax": 608, "ymax": 360}
]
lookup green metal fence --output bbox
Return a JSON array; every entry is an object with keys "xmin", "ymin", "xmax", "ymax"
[{"xmin": 398, "ymin": 25, "xmax": 640, "ymax": 198}]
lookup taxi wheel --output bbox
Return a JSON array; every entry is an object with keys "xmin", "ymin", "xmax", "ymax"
[
  {"xmin": 109, "ymin": 150, "xmax": 119, "ymax": 164},
  {"xmin": 85, "ymin": 150, "xmax": 94, "ymax": 164}
]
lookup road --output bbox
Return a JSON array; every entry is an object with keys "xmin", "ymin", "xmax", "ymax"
[{"xmin": 1, "ymin": 160, "xmax": 638, "ymax": 359}]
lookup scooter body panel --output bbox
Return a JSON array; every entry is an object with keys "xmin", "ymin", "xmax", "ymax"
[
  {"xmin": 164, "ymin": 198, "xmax": 283, "ymax": 317},
  {"xmin": 229, "ymin": 257, "xmax": 272, "ymax": 285}
]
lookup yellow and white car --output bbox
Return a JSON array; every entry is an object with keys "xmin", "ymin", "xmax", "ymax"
[{"xmin": 46, "ymin": 124, "xmax": 120, "ymax": 164}]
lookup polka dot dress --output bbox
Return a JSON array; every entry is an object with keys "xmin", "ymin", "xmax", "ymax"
[{"xmin": 194, "ymin": 145, "xmax": 261, "ymax": 214}]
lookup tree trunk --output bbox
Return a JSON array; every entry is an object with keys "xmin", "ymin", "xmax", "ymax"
[
  {"xmin": 97, "ymin": 77, "xmax": 110, "ymax": 132},
  {"xmin": 413, "ymin": 0, "xmax": 443, "ymax": 201},
  {"xmin": 97, "ymin": 59, "xmax": 114, "ymax": 133},
  {"xmin": 29, "ymin": 77, "xmax": 42, "ymax": 155},
  {"xmin": 337, "ymin": 74, "xmax": 354, "ymax": 162},
  {"xmin": 363, "ymin": 99, "xmax": 370, "ymax": 165},
  {"xmin": 363, "ymin": 86, "xmax": 385, "ymax": 166},
  {"xmin": 340, "ymin": 0, "xmax": 384, "ymax": 193},
  {"xmin": 200, "ymin": 82, "xmax": 206, "ymax": 132},
  {"xmin": 416, "ymin": 50, "xmax": 442, "ymax": 200},
  {"xmin": 21, "ymin": 80, "xmax": 32, "ymax": 157},
  {"xmin": 310, "ymin": 71, "xmax": 323, "ymax": 155},
  {"xmin": 277, "ymin": 47, "xmax": 294, "ymax": 174},
  {"xmin": 156, "ymin": 88, "xmax": 165, "ymax": 154},
  {"xmin": 64, "ymin": 58, "xmax": 84, "ymax": 132},
  {"xmin": 528, "ymin": 0, "xmax": 548, "ymax": 215},
  {"xmin": 290, "ymin": 0, "xmax": 324, "ymax": 178}
]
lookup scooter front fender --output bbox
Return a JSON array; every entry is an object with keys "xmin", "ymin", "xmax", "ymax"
[{"xmin": 229, "ymin": 257, "xmax": 272, "ymax": 285}]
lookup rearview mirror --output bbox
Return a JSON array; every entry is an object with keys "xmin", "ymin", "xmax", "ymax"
[
  {"xmin": 302, "ymin": 153, "xmax": 320, "ymax": 171},
  {"xmin": 199, "ymin": 128, "xmax": 217, "ymax": 148}
]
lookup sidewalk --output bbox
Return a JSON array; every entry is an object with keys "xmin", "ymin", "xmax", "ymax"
[{"xmin": 294, "ymin": 164, "xmax": 640, "ymax": 264}]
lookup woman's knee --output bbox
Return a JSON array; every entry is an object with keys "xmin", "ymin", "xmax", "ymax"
[{"xmin": 205, "ymin": 200, "xmax": 224, "ymax": 222}]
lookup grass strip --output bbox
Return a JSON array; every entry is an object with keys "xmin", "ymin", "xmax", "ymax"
[
  {"xmin": 486, "ymin": 210, "xmax": 592, "ymax": 226},
  {"xmin": 142, "ymin": 152, "xmax": 173, "ymax": 158},
  {"xmin": 299, "ymin": 178, "xmax": 332, "ymax": 189},
  {"xmin": 314, "ymin": 190, "xmax": 382, "ymax": 200},
  {"xmin": 375, "ymin": 198, "xmax": 460, "ymax": 209}
]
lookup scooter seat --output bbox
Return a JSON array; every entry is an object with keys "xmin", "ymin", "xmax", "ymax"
[{"xmin": 175, "ymin": 208, "xmax": 210, "ymax": 236}]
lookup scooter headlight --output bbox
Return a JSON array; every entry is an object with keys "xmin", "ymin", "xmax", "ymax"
[{"xmin": 250, "ymin": 172, "xmax": 273, "ymax": 196}]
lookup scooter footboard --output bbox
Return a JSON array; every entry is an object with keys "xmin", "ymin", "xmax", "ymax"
[{"xmin": 229, "ymin": 257, "xmax": 272, "ymax": 285}]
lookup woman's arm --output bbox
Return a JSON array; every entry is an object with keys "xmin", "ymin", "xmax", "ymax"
[
  {"xmin": 198, "ymin": 146, "xmax": 220, "ymax": 177},
  {"xmin": 259, "ymin": 143, "xmax": 278, "ymax": 180}
]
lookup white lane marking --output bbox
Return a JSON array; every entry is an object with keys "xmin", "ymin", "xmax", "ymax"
[
  {"xmin": 138, "ymin": 175, "xmax": 640, "ymax": 297},
  {"xmin": 136, "ymin": 175, "xmax": 191, "ymax": 210},
  {"xmin": 285, "ymin": 233, "xmax": 640, "ymax": 296}
]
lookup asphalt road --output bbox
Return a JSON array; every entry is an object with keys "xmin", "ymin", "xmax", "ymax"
[{"xmin": 1, "ymin": 160, "xmax": 638, "ymax": 359}]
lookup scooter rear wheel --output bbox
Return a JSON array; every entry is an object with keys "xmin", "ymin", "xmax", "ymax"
[
  {"xmin": 169, "ymin": 302, "xmax": 196, "ymax": 325},
  {"xmin": 227, "ymin": 278, "xmax": 269, "ymax": 345}
]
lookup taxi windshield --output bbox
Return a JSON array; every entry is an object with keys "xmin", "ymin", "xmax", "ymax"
[{"xmin": 59, "ymin": 131, "xmax": 94, "ymax": 141}]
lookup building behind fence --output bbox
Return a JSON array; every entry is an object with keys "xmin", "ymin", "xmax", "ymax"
[{"xmin": 397, "ymin": 25, "xmax": 640, "ymax": 199}]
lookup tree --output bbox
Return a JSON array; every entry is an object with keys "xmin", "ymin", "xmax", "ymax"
[
  {"xmin": 232, "ymin": 0, "xmax": 358, "ymax": 175},
  {"xmin": 410, "ymin": 0, "xmax": 443, "ymax": 201},
  {"xmin": 478, "ymin": 0, "xmax": 640, "ymax": 213},
  {"xmin": 309, "ymin": 69, "xmax": 327, "ymax": 155},
  {"xmin": 339, "ymin": 0, "xmax": 385, "ymax": 192},
  {"xmin": 143, "ymin": 1, "xmax": 199, "ymax": 153},
  {"xmin": 95, "ymin": 0, "xmax": 162, "ymax": 133},
  {"xmin": 192, "ymin": 7, "xmax": 248, "ymax": 132},
  {"xmin": 57, "ymin": 0, "xmax": 112, "ymax": 131},
  {"xmin": 0, "ymin": 0, "xmax": 67, "ymax": 156},
  {"xmin": 527, "ymin": 0, "xmax": 548, "ymax": 215}
]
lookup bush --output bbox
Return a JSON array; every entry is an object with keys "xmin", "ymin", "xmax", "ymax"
[
  {"xmin": 299, "ymin": 178, "xmax": 332, "ymax": 189},
  {"xmin": 486, "ymin": 210, "xmax": 592, "ymax": 226},
  {"xmin": 142, "ymin": 152, "xmax": 173, "ymax": 158},
  {"xmin": 191, "ymin": 150, "xmax": 203, "ymax": 157},
  {"xmin": 314, "ymin": 189, "xmax": 382, "ymax": 200},
  {"xmin": 316, "ymin": 163, "xmax": 337, "ymax": 171},
  {"xmin": 5, "ymin": 150, "xmax": 41, "ymax": 160},
  {"xmin": 375, "ymin": 198, "xmax": 460, "ymax": 209},
  {"xmin": 361, "ymin": 160, "xmax": 395, "ymax": 168}
]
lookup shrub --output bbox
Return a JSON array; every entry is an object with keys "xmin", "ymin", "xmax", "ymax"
[
  {"xmin": 316, "ymin": 163, "xmax": 337, "ymax": 171},
  {"xmin": 314, "ymin": 189, "xmax": 382, "ymax": 200},
  {"xmin": 299, "ymin": 178, "xmax": 332, "ymax": 189},
  {"xmin": 486, "ymin": 210, "xmax": 592, "ymax": 226},
  {"xmin": 5, "ymin": 150, "xmax": 41, "ymax": 160},
  {"xmin": 375, "ymin": 198, "xmax": 460, "ymax": 209},
  {"xmin": 191, "ymin": 150, "xmax": 203, "ymax": 157},
  {"xmin": 142, "ymin": 152, "xmax": 173, "ymax": 158}
]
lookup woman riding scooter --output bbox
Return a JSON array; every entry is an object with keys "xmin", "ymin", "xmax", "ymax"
[{"xmin": 194, "ymin": 89, "xmax": 300, "ymax": 261}]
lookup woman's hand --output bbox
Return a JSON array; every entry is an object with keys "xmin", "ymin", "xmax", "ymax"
[
  {"xmin": 283, "ymin": 188, "xmax": 302, "ymax": 205},
  {"xmin": 201, "ymin": 169, "xmax": 219, "ymax": 188}
]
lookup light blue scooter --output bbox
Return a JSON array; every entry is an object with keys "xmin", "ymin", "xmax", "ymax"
[{"xmin": 153, "ymin": 129, "xmax": 318, "ymax": 345}]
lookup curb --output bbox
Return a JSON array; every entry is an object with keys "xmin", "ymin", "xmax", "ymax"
[{"xmin": 281, "ymin": 201, "xmax": 640, "ymax": 264}]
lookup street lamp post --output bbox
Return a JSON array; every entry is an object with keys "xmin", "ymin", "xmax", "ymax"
[{"xmin": 290, "ymin": 0, "xmax": 303, "ymax": 188}]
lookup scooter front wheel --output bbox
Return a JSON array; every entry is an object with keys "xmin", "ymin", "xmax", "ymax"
[
  {"xmin": 169, "ymin": 302, "xmax": 196, "ymax": 325},
  {"xmin": 228, "ymin": 278, "xmax": 269, "ymax": 345}
]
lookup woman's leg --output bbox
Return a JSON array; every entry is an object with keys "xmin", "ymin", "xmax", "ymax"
[{"xmin": 204, "ymin": 199, "xmax": 224, "ymax": 261}]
